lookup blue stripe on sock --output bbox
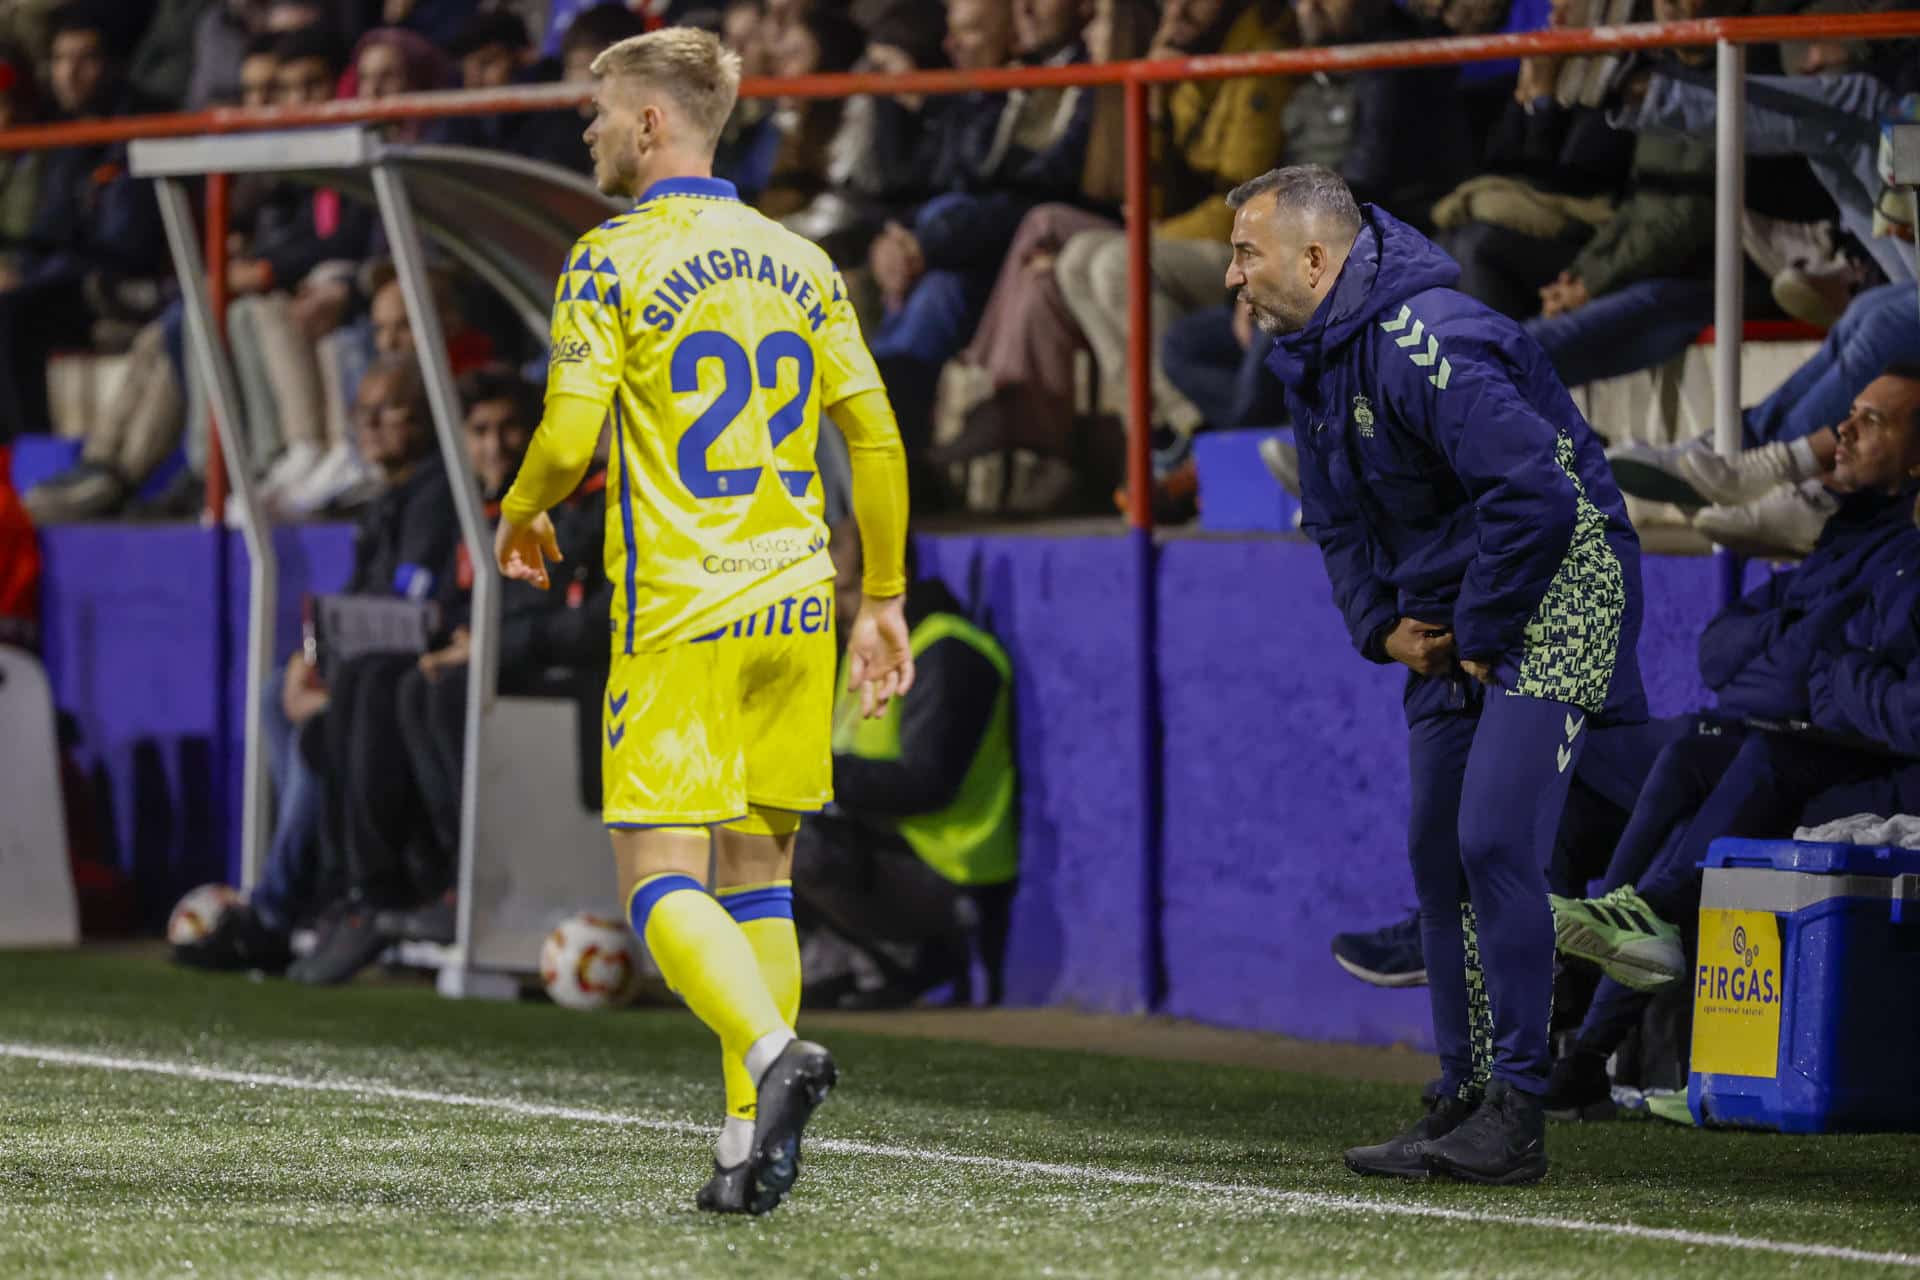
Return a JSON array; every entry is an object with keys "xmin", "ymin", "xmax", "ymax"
[
  {"xmin": 628, "ymin": 873, "xmax": 705, "ymax": 934},
  {"xmin": 717, "ymin": 885, "xmax": 793, "ymax": 924}
]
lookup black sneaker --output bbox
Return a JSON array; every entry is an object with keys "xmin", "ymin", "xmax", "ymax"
[
  {"xmin": 1421, "ymin": 1080, "xmax": 1549, "ymax": 1185},
  {"xmin": 172, "ymin": 903, "xmax": 293, "ymax": 975},
  {"xmin": 695, "ymin": 1160, "xmax": 754, "ymax": 1214},
  {"xmin": 1343, "ymin": 1088, "xmax": 1479, "ymax": 1179},
  {"xmin": 375, "ymin": 891, "xmax": 456, "ymax": 944},
  {"xmin": 1331, "ymin": 911, "xmax": 1427, "ymax": 988},
  {"xmin": 743, "ymin": 1040, "xmax": 838, "ymax": 1214},
  {"xmin": 1543, "ymin": 1051, "xmax": 1616, "ymax": 1122},
  {"xmin": 288, "ymin": 905, "xmax": 392, "ymax": 985}
]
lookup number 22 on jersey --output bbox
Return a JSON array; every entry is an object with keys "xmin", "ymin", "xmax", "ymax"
[{"xmin": 670, "ymin": 328, "xmax": 816, "ymax": 501}]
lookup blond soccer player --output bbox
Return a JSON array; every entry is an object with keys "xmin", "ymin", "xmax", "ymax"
[{"xmin": 493, "ymin": 28, "xmax": 914, "ymax": 1216}]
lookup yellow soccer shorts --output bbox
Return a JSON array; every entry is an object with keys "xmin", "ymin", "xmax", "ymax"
[{"xmin": 602, "ymin": 580, "xmax": 835, "ymax": 828}]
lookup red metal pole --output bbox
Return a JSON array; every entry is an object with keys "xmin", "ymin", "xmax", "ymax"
[
  {"xmin": 1123, "ymin": 76, "xmax": 1152, "ymax": 532},
  {"xmin": 203, "ymin": 173, "xmax": 230, "ymax": 522}
]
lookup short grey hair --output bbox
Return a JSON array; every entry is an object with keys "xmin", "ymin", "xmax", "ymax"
[{"xmin": 1227, "ymin": 165, "xmax": 1361, "ymax": 235}]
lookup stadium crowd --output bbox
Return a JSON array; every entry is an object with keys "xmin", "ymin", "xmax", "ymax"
[{"xmin": 1, "ymin": 0, "xmax": 1919, "ymax": 1109}]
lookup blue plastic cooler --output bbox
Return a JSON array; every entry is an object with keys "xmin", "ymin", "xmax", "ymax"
[{"xmin": 1689, "ymin": 838, "xmax": 1920, "ymax": 1133}]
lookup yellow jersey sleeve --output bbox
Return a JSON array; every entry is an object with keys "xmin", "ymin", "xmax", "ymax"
[
  {"xmin": 545, "ymin": 234, "xmax": 630, "ymax": 406},
  {"xmin": 500, "ymin": 232, "xmax": 630, "ymax": 526},
  {"xmin": 817, "ymin": 269, "xmax": 885, "ymax": 408},
  {"xmin": 833, "ymin": 387, "xmax": 908, "ymax": 599}
]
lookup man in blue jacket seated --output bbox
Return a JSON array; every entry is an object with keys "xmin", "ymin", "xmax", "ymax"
[
  {"xmin": 1231, "ymin": 164, "xmax": 1646, "ymax": 1185},
  {"xmin": 1545, "ymin": 374, "xmax": 1920, "ymax": 1113}
]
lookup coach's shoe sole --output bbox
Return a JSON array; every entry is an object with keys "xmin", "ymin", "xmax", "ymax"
[{"xmin": 746, "ymin": 1040, "xmax": 838, "ymax": 1215}]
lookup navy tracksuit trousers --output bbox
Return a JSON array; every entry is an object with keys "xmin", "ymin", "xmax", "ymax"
[{"xmin": 1407, "ymin": 675, "xmax": 1596, "ymax": 1097}]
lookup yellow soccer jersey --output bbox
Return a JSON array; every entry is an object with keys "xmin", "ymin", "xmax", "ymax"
[{"xmin": 520, "ymin": 175, "xmax": 884, "ymax": 653}]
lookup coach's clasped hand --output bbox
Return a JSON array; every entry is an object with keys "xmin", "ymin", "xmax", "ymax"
[{"xmin": 1383, "ymin": 616, "xmax": 1456, "ymax": 678}]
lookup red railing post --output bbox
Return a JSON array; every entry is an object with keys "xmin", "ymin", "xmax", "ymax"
[
  {"xmin": 1123, "ymin": 75, "xmax": 1153, "ymax": 532},
  {"xmin": 202, "ymin": 172, "xmax": 230, "ymax": 523}
]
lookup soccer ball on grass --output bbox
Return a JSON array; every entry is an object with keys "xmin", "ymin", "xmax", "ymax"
[
  {"xmin": 539, "ymin": 913, "xmax": 641, "ymax": 1010},
  {"xmin": 168, "ymin": 883, "xmax": 242, "ymax": 946}
]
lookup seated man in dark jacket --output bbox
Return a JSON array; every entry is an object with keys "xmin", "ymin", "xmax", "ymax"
[
  {"xmin": 175, "ymin": 356, "xmax": 463, "ymax": 975},
  {"xmin": 796, "ymin": 521, "xmax": 1018, "ymax": 1010},
  {"xmin": 293, "ymin": 364, "xmax": 610, "ymax": 983},
  {"xmin": 1543, "ymin": 367, "xmax": 1920, "ymax": 1114},
  {"xmin": 381, "ymin": 365, "xmax": 613, "ymax": 946}
]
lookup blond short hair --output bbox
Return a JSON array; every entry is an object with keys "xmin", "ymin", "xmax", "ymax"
[{"xmin": 591, "ymin": 27, "xmax": 743, "ymax": 151}]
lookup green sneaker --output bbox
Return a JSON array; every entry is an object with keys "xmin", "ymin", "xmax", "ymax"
[{"xmin": 1548, "ymin": 886, "xmax": 1685, "ymax": 992}]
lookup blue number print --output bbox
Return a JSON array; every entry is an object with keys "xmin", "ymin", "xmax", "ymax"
[
  {"xmin": 671, "ymin": 331, "xmax": 760, "ymax": 499},
  {"xmin": 670, "ymin": 329, "xmax": 820, "ymax": 500},
  {"xmin": 755, "ymin": 330, "xmax": 816, "ymax": 497}
]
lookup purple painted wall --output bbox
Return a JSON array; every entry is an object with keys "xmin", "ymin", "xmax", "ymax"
[{"xmin": 36, "ymin": 525, "xmax": 1719, "ymax": 1044}]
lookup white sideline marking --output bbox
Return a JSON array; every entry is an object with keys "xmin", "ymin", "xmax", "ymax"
[{"xmin": 4, "ymin": 1041, "xmax": 1916, "ymax": 1269}]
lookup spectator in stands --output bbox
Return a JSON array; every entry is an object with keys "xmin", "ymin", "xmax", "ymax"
[
  {"xmin": 1428, "ymin": 3, "xmax": 1635, "ymax": 321},
  {"xmin": 434, "ymin": 9, "xmax": 591, "ymax": 168},
  {"xmin": 1516, "ymin": 0, "xmax": 1718, "ymax": 391},
  {"xmin": 1293, "ymin": 0, "xmax": 1474, "ymax": 225},
  {"xmin": 939, "ymin": 0, "xmax": 1153, "ymax": 490},
  {"xmin": 350, "ymin": 0, "xmax": 480, "ymax": 48},
  {"xmin": 291, "ymin": 354, "xmax": 463, "ymax": 983},
  {"xmin": 185, "ymin": 0, "xmax": 326, "ymax": 111},
  {"xmin": 0, "ymin": 1, "xmax": 165, "ymax": 444},
  {"xmin": 773, "ymin": 8, "xmax": 951, "ymax": 265},
  {"xmin": 1614, "ymin": 31, "xmax": 1919, "ymax": 312},
  {"xmin": 298, "ymin": 361, "xmax": 607, "ymax": 980},
  {"xmin": 129, "ymin": 0, "xmax": 212, "ymax": 107},
  {"xmin": 1046, "ymin": 0, "xmax": 1292, "ymax": 473},
  {"xmin": 1541, "ymin": 367, "xmax": 1920, "ymax": 1115},
  {"xmin": 0, "ymin": 47, "xmax": 43, "ymax": 279},
  {"xmin": 530, "ymin": 1, "xmax": 650, "ymax": 173},
  {"xmin": 863, "ymin": 0, "xmax": 1098, "ymax": 484},
  {"xmin": 175, "ymin": 356, "xmax": 461, "ymax": 975},
  {"xmin": 234, "ymin": 31, "xmax": 280, "ymax": 105},
  {"xmin": 797, "ymin": 520, "xmax": 1018, "ymax": 1010},
  {"xmin": 382, "ymin": 365, "xmax": 612, "ymax": 947},
  {"xmin": 748, "ymin": 8, "xmax": 868, "ymax": 218}
]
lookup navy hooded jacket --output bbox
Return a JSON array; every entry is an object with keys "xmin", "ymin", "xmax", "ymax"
[
  {"xmin": 1266, "ymin": 206, "xmax": 1645, "ymax": 721},
  {"xmin": 1808, "ymin": 527, "xmax": 1920, "ymax": 756},
  {"xmin": 1699, "ymin": 484, "xmax": 1920, "ymax": 722}
]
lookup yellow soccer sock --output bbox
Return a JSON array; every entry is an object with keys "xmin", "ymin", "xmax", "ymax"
[
  {"xmin": 717, "ymin": 881, "xmax": 800, "ymax": 1124},
  {"xmin": 629, "ymin": 874, "xmax": 790, "ymax": 1072}
]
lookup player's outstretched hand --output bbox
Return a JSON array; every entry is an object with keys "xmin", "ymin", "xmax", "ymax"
[
  {"xmin": 495, "ymin": 513, "xmax": 562, "ymax": 590},
  {"xmin": 847, "ymin": 594, "xmax": 916, "ymax": 719}
]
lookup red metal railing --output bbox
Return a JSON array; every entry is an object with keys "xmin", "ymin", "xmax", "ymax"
[{"xmin": 3, "ymin": 9, "xmax": 1919, "ymax": 529}]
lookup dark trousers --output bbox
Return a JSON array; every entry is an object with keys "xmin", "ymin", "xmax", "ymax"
[
  {"xmin": 304, "ymin": 652, "xmax": 443, "ymax": 909},
  {"xmin": 1408, "ymin": 684, "xmax": 1589, "ymax": 1096},
  {"xmin": 398, "ymin": 664, "xmax": 467, "ymax": 861},
  {"xmin": 1160, "ymin": 304, "xmax": 1286, "ymax": 433},
  {"xmin": 1433, "ymin": 221, "xmax": 1587, "ymax": 322},
  {"xmin": 793, "ymin": 811, "xmax": 1013, "ymax": 1003},
  {"xmin": 0, "ymin": 272, "xmax": 95, "ymax": 439}
]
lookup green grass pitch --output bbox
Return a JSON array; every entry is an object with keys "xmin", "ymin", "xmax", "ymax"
[{"xmin": 0, "ymin": 950, "xmax": 1916, "ymax": 1278}]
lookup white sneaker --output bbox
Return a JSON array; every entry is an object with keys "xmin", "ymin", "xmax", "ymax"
[
  {"xmin": 1692, "ymin": 479, "xmax": 1837, "ymax": 559},
  {"xmin": 1607, "ymin": 435, "xmax": 1802, "ymax": 509},
  {"xmin": 1258, "ymin": 434, "xmax": 1300, "ymax": 497},
  {"xmin": 255, "ymin": 440, "xmax": 322, "ymax": 508},
  {"xmin": 276, "ymin": 441, "xmax": 375, "ymax": 518}
]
